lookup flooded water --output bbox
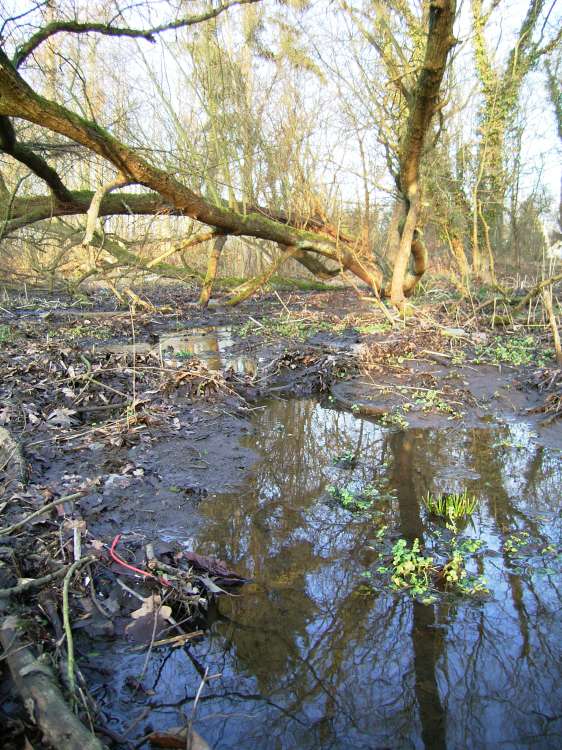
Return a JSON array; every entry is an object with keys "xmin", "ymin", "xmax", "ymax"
[
  {"xmin": 102, "ymin": 326, "xmax": 257, "ymax": 375},
  {"xmin": 91, "ymin": 399, "xmax": 562, "ymax": 749}
]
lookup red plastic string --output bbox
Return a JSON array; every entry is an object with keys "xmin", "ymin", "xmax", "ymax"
[{"xmin": 109, "ymin": 534, "xmax": 171, "ymax": 586}]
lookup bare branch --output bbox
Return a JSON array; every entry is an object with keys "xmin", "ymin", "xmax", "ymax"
[
  {"xmin": 13, "ymin": 0, "xmax": 262, "ymax": 68},
  {"xmin": 0, "ymin": 116, "xmax": 73, "ymax": 201},
  {"xmin": 82, "ymin": 174, "xmax": 130, "ymax": 245}
]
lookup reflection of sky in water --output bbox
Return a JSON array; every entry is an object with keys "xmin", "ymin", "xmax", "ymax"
[
  {"xmin": 91, "ymin": 399, "xmax": 561, "ymax": 750},
  {"xmin": 103, "ymin": 326, "xmax": 257, "ymax": 375}
]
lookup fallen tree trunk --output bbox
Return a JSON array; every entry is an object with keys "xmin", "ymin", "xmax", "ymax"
[
  {"xmin": 0, "ymin": 614, "xmax": 105, "ymax": 750},
  {"xmin": 0, "ymin": 50, "xmax": 400, "ymax": 300}
]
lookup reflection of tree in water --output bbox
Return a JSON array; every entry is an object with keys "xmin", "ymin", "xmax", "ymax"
[
  {"xmin": 189, "ymin": 402, "xmax": 561, "ymax": 749},
  {"xmin": 442, "ymin": 427, "xmax": 562, "ymax": 748},
  {"xmin": 387, "ymin": 429, "xmax": 447, "ymax": 750}
]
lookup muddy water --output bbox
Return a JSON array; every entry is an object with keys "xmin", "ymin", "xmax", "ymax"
[
  {"xmin": 102, "ymin": 326, "xmax": 256, "ymax": 375},
  {"xmin": 91, "ymin": 399, "xmax": 561, "ymax": 749}
]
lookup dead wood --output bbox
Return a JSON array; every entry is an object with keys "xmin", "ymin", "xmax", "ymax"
[
  {"xmin": 0, "ymin": 425, "xmax": 26, "ymax": 485},
  {"xmin": 542, "ymin": 288, "xmax": 562, "ymax": 366},
  {"xmin": 0, "ymin": 614, "xmax": 105, "ymax": 750},
  {"xmin": 0, "ymin": 564, "xmax": 70, "ymax": 599}
]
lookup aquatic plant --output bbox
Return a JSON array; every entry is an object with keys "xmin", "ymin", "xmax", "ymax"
[
  {"xmin": 328, "ymin": 485, "xmax": 373, "ymax": 511},
  {"xmin": 377, "ymin": 535, "xmax": 489, "ymax": 599},
  {"xmin": 413, "ymin": 389, "xmax": 460, "ymax": 416},
  {"xmin": 503, "ymin": 531, "xmax": 531, "ymax": 555},
  {"xmin": 332, "ymin": 449, "xmax": 356, "ymax": 468},
  {"xmin": 473, "ymin": 335, "xmax": 552, "ymax": 367},
  {"xmin": 422, "ymin": 490, "xmax": 478, "ymax": 521},
  {"xmin": 380, "ymin": 410, "xmax": 408, "ymax": 429},
  {"xmin": 387, "ymin": 538, "xmax": 434, "ymax": 597}
]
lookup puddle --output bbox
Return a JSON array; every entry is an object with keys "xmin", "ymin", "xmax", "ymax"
[
  {"xmin": 86, "ymin": 399, "xmax": 561, "ymax": 749},
  {"xmin": 100, "ymin": 326, "xmax": 257, "ymax": 375}
]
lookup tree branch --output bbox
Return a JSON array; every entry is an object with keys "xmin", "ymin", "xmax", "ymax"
[
  {"xmin": 82, "ymin": 174, "xmax": 129, "ymax": 245},
  {"xmin": 0, "ymin": 116, "xmax": 73, "ymax": 201},
  {"xmin": 13, "ymin": 0, "xmax": 262, "ymax": 68}
]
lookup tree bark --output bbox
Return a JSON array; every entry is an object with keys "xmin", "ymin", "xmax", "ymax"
[
  {"xmin": 0, "ymin": 615, "xmax": 105, "ymax": 750},
  {"xmin": 390, "ymin": 0, "xmax": 457, "ymax": 308},
  {"xmin": 198, "ymin": 235, "xmax": 227, "ymax": 307}
]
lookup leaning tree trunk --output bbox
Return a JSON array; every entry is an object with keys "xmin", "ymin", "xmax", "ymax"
[
  {"xmin": 198, "ymin": 235, "xmax": 227, "ymax": 307},
  {"xmin": 390, "ymin": 0, "xmax": 457, "ymax": 309}
]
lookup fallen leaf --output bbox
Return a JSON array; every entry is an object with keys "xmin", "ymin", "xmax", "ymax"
[
  {"xmin": 125, "ymin": 594, "xmax": 172, "ymax": 643},
  {"xmin": 148, "ymin": 727, "xmax": 210, "ymax": 749},
  {"xmin": 130, "ymin": 594, "xmax": 172, "ymax": 621}
]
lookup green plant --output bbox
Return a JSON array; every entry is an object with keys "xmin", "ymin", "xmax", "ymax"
[
  {"xmin": 356, "ymin": 322, "xmax": 392, "ymax": 334},
  {"xmin": 413, "ymin": 389, "xmax": 459, "ymax": 416},
  {"xmin": 380, "ymin": 410, "xmax": 408, "ymax": 429},
  {"xmin": 0, "ymin": 324, "xmax": 14, "ymax": 344},
  {"xmin": 267, "ymin": 276, "xmax": 335, "ymax": 292},
  {"xmin": 389, "ymin": 538, "xmax": 435, "ymax": 597},
  {"xmin": 422, "ymin": 490, "xmax": 478, "ymax": 522},
  {"xmin": 492, "ymin": 437, "xmax": 525, "ymax": 450},
  {"xmin": 387, "ymin": 352, "xmax": 415, "ymax": 366},
  {"xmin": 473, "ymin": 335, "xmax": 550, "ymax": 367},
  {"xmin": 327, "ymin": 484, "xmax": 386, "ymax": 512},
  {"xmin": 376, "ymin": 535, "xmax": 488, "ymax": 599},
  {"xmin": 63, "ymin": 323, "xmax": 112, "ymax": 340},
  {"xmin": 176, "ymin": 349, "xmax": 194, "ymax": 360},
  {"xmin": 504, "ymin": 531, "xmax": 531, "ymax": 555},
  {"xmin": 451, "ymin": 350, "xmax": 466, "ymax": 366},
  {"xmin": 238, "ymin": 317, "xmax": 333, "ymax": 341},
  {"xmin": 442, "ymin": 537, "xmax": 489, "ymax": 595},
  {"xmin": 332, "ymin": 449, "xmax": 356, "ymax": 468}
]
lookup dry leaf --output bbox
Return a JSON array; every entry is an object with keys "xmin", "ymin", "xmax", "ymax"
[
  {"xmin": 130, "ymin": 594, "xmax": 172, "ymax": 621},
  {"xmin": 125, "ymin": 594, "xmax": 172, "ymax": 643},
  {"xmin": 148, "ymin": 727, "xmax": 210, "ymax": 749}
]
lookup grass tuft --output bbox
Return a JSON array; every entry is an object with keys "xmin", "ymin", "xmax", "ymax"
[{"xmin": 422, "ymin": 489, "xmax": 478, "ymax": 521}]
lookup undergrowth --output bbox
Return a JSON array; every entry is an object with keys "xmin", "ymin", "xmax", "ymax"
[
  {"xmin": 474, "ymin": 335, "xmax": 552, "ymax": 367},
  {"xmin": 422, "ymin": 490, "xmax": 478, "ymax": 524},
  {"xmin": 238, "ymin": 316, "xmax": 336, "ymax": 340},
  {"xmin": 0, "ymin": 324, "xmax": 14, "ymax": 344}
]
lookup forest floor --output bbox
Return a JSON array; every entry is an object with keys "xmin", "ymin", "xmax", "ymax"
[{"xmin": 0, "ymin": 280, "xmax": 561, "ymax": 749}]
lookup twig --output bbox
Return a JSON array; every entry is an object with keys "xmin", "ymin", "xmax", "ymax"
[
  {"xmin": 273, "ymin": 290, "xmax": 292, "ymax": 317},
  {"xmin": 186, "ymin": 667, "xmax": 209, "ymax": 750},
  {"xmin": 0, "ymin": 564, "xmax": 71, "ymax": 599},
  {"xmin": 0, "ymin": 492, "xmax": 83, "ymax": 536},
  {"xmin": 62, "ymin": 555, "xmax": 96, "ymax": 697}
]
